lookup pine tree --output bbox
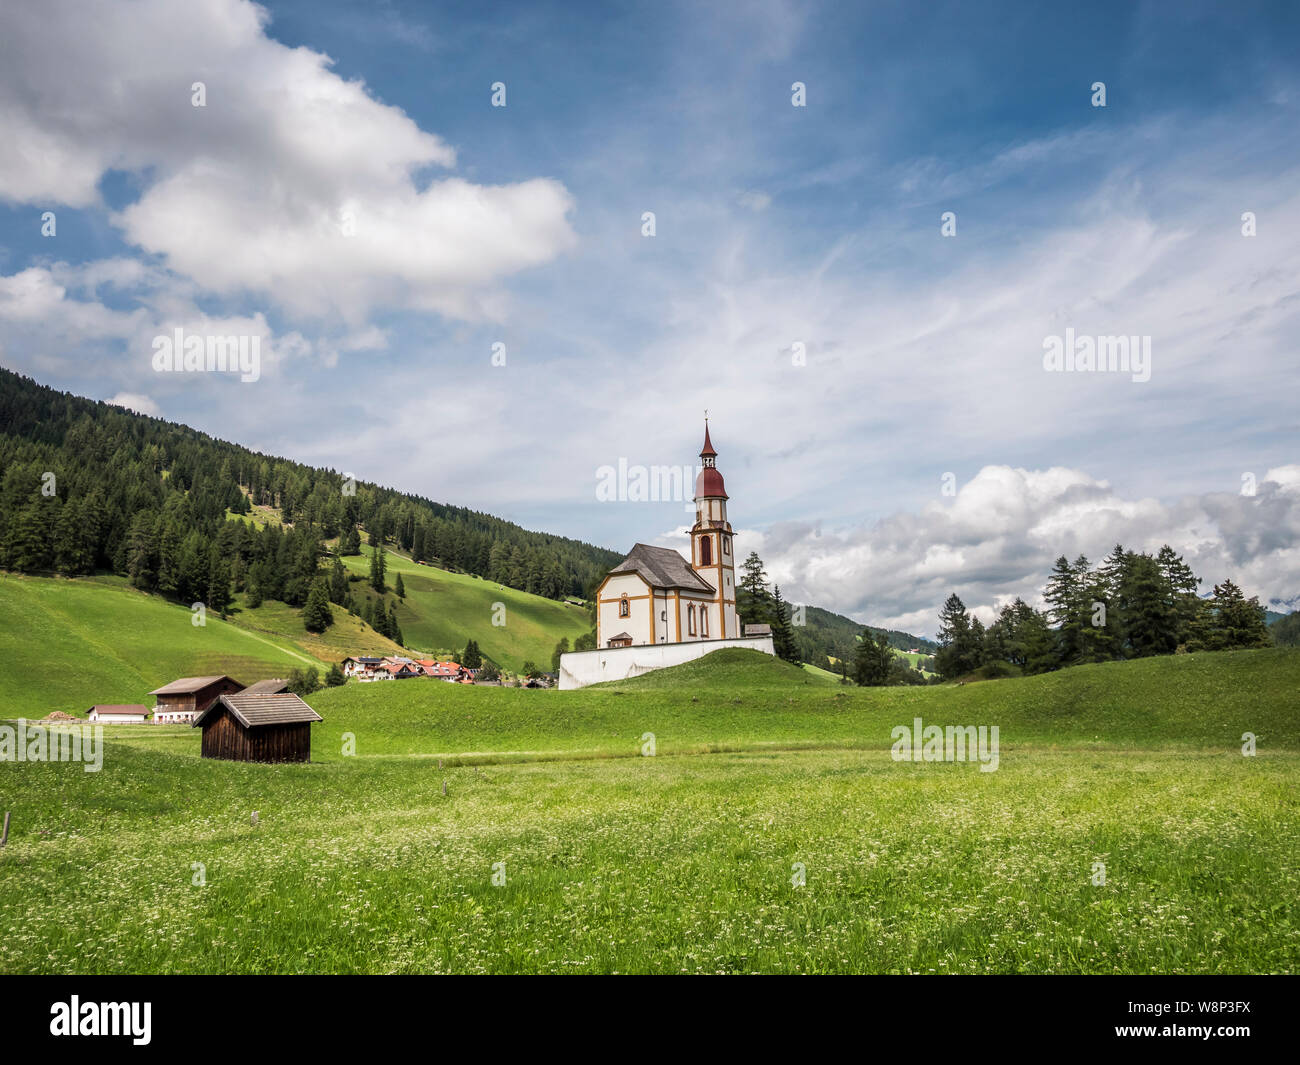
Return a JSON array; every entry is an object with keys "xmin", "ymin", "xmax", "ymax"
[
  {"xmin": 462, "ymin": 639, "xmax": 482, "ymax": 669},
  {"xmin": 369, "ymin": 544, "xmax": 386, "ymax": 593},
  {"xmin": 770, "ymin": 585, "xmax": 799, "ymax": 663},
  {"xmin": 5, "ymin": 496, "xmax": 53, "ymax": 572},
  {"xmin": 329, "ymin": 556, "xmax": 349, "ymax": 605},
  {"xmin": 395, "ymin": 572, "xmax": 405, "ymax": 599},
  {"xmin": 1121, "ymin": 553, "xmax": 1179, "ymax": 657},
  {"xmin": 1076, "ymin": 566, "xmax": 1118, "ymax": 663},
  {"xmin": 935, "ymin": 593, "xmax": 979, "ymax": 678},
  {"xmin": 207, "ymin": 551, "xmax": 232, "ymax": 617},
  {"xmin": 1019, "ymin": 608, "xmax": 1057, "ymax": 675},
  {"xmin": 740, "ymin": 552, "xmax": 768, "ymax": 597},
  {"xmin": 126, "ymin": 511, "xmax": 159, "ymax": 590},
  {"xmin": 303, "ymin": 577, "xmax": 334, "ymax": 633},
  {"xmin": 1156, "ymin": 544, "xmax": 1202, "ymax": 646},
  {"xmin": 1043, "ymin": 555, "xmax": 1086, "ymax": 665},
  {"xmin": 325, "ymin": 662, "xmax": 345, "ymax": 686},
  {"xmin": 1209, "ymin": 579, "xmax": 1270, "ymax": 649},
  {"xmin": 737, "ymin": 550, "xmax": 773, "ymax": 629},
  {"xmin": 853, "ymin": 629, "xmax": 893, "ymax": 686},
  {"xmin": 387, "ymin": 600, "xmax": 403, "ymax": 646}
]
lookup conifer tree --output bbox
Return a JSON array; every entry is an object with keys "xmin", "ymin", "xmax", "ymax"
[
  {"xmin": 303, "ymin": 576, "xmax": 334, "ymax": 633},
  {"xmin": 1208, "ymin": 579, "xmax": 1270, "ymax": 649},
  {"xmin": 853, "ymin": 629, "xmax": 893, "ymax": 686},
  {"xmin": 935, "ymin": 593, "xmax": 980, "ymax": 678},
  {"xmin": 329, "ymin": 556, "xmax": 350, "ymax": 605},
  {"xmin": 770, "ymin": 585, "xmax": 800, "ymax": 663}
]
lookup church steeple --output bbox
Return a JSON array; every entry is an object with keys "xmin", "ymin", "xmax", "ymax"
[
  {"xmin": 691, "ymin": 418, "xmax": 736, "ymax": 639},
  {"xmin": 700, "ymin": 422, "xmax": 717, "ymax": 462},
  {"xmin": 695, "ymin": 419, "xmax": 728, "ymax": 500}
]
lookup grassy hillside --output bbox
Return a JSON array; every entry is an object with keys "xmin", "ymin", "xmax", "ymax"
[
  {"xmin": 338, "ymin": 549, "xmax": 592, "ymax": 669},
  {"xmin": 2, "ymin": 646, "xmax": 1297, "ymax": 974},
  {"xmin": 0, "ymin": 573, "xmax": 317, "ymax": 716},
  {"xmin": 228, "ymin": 594, "xmax": 405, "ymax": 662},
  {"xmin": 88, "ymin": 645, "xmax": 1300, "ymax": 766},
  {"xmin": 0, "ymin": 541, "xmax": 595, "ymax": 716}
]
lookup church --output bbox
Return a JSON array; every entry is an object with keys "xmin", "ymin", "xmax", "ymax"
[{"xmin": 559, "ymin": 422, "xmax": 776, "ymax": 689}]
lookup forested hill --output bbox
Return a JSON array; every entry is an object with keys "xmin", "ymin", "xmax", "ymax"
[{"xmin": 0, "ymin": 368, "xmax": 621, "ymax": 602}]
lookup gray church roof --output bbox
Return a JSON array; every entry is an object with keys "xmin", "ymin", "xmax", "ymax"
[{"xmin": 608, "ymin": 543, "xmax": 715, "ymax": 593}]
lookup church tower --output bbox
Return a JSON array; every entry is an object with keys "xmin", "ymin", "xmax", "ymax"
[{"xmin": 691, "ymin": 421, "xmax": 738, "ymax": 639}]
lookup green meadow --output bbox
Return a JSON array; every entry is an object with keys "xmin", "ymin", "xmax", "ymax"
[
  {"xmin": 0, "ymin": 573, "xmax": 316, "ymax": 716},
  {"xmin": 337, "ymin": 548, "xmax": 593, "ymax": 669},
  {"xmin": 0, "ymin": 552, "xmax": 595, "ymax": 720},
  {"xmin": 1, "ymin": 647, "xmax": 1297, "ymax": 974}
]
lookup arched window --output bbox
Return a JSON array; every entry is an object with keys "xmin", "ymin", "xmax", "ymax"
[
  {"xmin": 688, "ymin": 603, "xmax": 696, "ymax": 636},
  {"xmin": 619, "ymin": 595, "xmax": 629, "ymax": 618},
  {"xmin": 700, "ymin": 606, "xmax": 709, "ymax": 637},
  {"xmin": 700, "ymin": 535, "xmax": 712, "ymax": 566},
  {"xmin": 723, "ymin": 535, "xmax": 731, "ymax": 556}
]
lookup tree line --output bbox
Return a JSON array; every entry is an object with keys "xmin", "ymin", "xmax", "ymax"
[
  {"xmin": 931, "ymin": 544, "xmax": 1272, "ymax": 681},
  {"xmin": 0, "ymin": 368, "xmax": 622, "ymax": 628}
]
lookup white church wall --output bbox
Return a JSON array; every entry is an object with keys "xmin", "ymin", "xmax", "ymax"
[
  {"xmin": 558, "ymin": 636, "xmax": 776, "ymax": 689},
  {"xmin": 675, "ymin": 589, "xmax": 716, "ymax": 641},
  {"xmin": 597, "ymin": 573, "xmax": 651, "ymax": 645}
]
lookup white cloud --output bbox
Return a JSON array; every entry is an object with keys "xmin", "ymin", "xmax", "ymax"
[
  {"xmin": 0, "ymin": 0, "xmax": 575, "ymax": 322},
  {"xmin": 106, "ymin": 392, "xmax": 161, "ymax": 417},
  {"xmin": 0, "ymin": 263, "xmax": 305, "ymax": 386},
  {"xmin": 729, "ymin": 464, "xmax": 1300, "ymax": 636}
]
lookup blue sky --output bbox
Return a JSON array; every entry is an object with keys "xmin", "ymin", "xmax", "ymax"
[{"xmin": 1, "ymin": 0, "xmax": 1298, "ymax": 634}]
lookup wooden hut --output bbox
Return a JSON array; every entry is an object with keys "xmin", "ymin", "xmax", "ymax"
[{"xmin": 191, "ymin": 691, "xmax": 322, "ymax": 763}]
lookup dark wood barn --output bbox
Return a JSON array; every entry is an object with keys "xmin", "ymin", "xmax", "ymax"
[
  {"xmin": 192, "ymin": 691, "xmax": 322, "ymax": 763},
  {"xmin": 149, "ymin": 675, "xmax": 244, "ymax": 724}
]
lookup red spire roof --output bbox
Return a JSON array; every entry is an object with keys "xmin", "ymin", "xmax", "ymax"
[
  {"xmin": 700, "ymin": 422, "xmax": 717, "ymax": 458},
  {"xmin": 695, "ymin": 466, "xmax": 728, "ymax": 498}
]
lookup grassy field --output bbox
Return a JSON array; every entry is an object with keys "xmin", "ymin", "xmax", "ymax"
[
  {"xmin": 2, "ymin": 647, "xmax": 1297, "ymax": 974},
  {"xmin": 0, "ymin": 573, "xmax": 318, "ymax": 717},
  {"xmin": 337, "ymin": 549, "xmax": 592, "ymax": 669}
]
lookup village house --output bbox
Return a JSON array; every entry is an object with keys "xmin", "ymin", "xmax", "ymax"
[
  {"xmin": 341, "ymin": 656, "xmax": 386, "ymax": 681},
  {"xmin": 86, "ymin": 704, "xmax": 150, "ymax": 723},
  {"xmin": 423, "ymin": 660, "xmax": 472, "ymax": 682},
  {"xmin": 378, "ymin": 658, "xmax": 422, "ymax": 679},
  {"xmin": 149, "ymin": 675, "xmax": 244, "ymax": 724}
]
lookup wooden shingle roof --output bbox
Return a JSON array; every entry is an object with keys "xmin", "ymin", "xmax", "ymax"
[
  {"xmin": 149, "ymin": 675, "xmax": 240, "ymax": 696},
  {"xmin": 240, "ymin": 678, "xmax": 289, "ymax": 695},
  {"xmin": 192, "ymin": 692, "xmax": 322, "ymax": 729}
]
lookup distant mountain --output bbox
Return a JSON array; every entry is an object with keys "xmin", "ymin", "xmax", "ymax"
[{"xmin": 792, "ymin": 603, "xmax": 938, "ymax": 667}]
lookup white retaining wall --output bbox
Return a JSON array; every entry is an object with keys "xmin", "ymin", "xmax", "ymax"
[{"xmin": 558, "ymin": 636, "xmax": 776, "ymax": 690}]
